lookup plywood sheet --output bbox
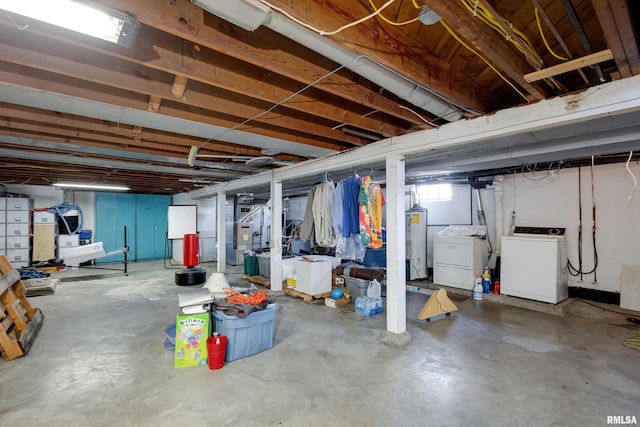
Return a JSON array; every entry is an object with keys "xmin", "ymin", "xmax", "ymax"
[{"xmin": 33, "ymin": 224, "xmax": 56, "ymax": 261}]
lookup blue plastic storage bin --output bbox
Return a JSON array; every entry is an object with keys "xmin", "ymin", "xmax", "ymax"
[
  {"xmin": 290, "ymin": 239, "xmax": 312, "ymax": 254},
  {"xmin": 213, "ymin": 304, "xmax": 277, "ymax": 362}
]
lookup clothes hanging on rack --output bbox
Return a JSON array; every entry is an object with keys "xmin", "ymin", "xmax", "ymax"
[
  {"xmin": 332, "ymin": 178, "xmax": 344, "ymax": 238},
  {"xmin": 299, "ymin": 185, "xmax": 317, "ymax": 247},
  {"xmin": 342, "ymin": 174, "xmax": 361, "ymax": 237},
  {"xmin": 313, "ymin": 181, "xmax": 336, "ymax": 247},
  {"xmin": 334, "ymin": 175, "xmax": 365, "ymax": 261},
  {"xmin": 359, "ymin": 175, "xmax": 386, "ymax": 249}
]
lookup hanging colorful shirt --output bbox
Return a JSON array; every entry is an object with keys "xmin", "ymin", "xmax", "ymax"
[{"xmin": 358, "ymin": 176, "xmax": 385, "ymax": 249}]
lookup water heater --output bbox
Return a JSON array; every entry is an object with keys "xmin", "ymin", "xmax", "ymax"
[{"xmin": 406, "ymin": 208, "xmax": 427, "ymax": 280}]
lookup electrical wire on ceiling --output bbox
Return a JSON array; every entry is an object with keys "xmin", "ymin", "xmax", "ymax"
[
  {"xmin": 257, "ymin": 0, "xmax": 395, "ymax": 36},
  {"xmin": 259, "ymin": 0, "xmax": 485, "ymax": 118},
  {"xmin": 398, "ymin": 105, "xmax": 440, "ymax": 127},
  {"xmin": 187, "ymin": 62, "xmax": 348, "ymax": 161},
  {"xmin": 186, "ymin": 0, "xmax": 508, "ymax": 173},
  {"xmin": 367, "ymin": 0, "xmax": 420, "ymax": 26},
  {"xmin": 534, "ymin": 7, "xmax": 568, "ymax": 61},
  {"xmin": 458, "ymin": 0, "xmax": 569, "ymax": 92},
  {"xmin": 521, "ymin": 161, "xmax": 562, "ymax": 182},
  {"xmin": 440, "ymin": 20, "xmax": 530, "ymax": 103},
  {"xmin": 405, "ymin": 1, "xmax": 531, "ymax": 103},
  {"xmin": 0, "ymin": 177, "xmax": 32, "ymax": 185},
  {"xmin": 457, "ymin": 0, "xmax": 543, "ymax": 70}
]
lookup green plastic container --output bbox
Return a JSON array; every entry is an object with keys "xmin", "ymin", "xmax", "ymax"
[{"xmin": 244, "ymin": 254, "xmax": 259, "ymax": 276}]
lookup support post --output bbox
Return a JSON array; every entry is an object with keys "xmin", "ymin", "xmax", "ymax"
[
  {"xmin": 270, "ymin": 177, "xmax": 283, "ymax": 291},
  {"xmin": 216, "ymin": 191, "xmax": 226, "ymax": 273},
  {"xmin": 385, "ymin": 153, "xmax": 407, "ymax": 335}
]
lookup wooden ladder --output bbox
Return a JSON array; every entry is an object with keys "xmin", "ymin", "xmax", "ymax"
[{"xmin": 0, "ymin": 256, "xmax": 45, "ymax": 360}]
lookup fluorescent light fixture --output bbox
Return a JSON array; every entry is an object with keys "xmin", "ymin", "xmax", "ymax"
[
  {"xmin": 191, "ymin": 0, "xmax": 271, "ymax": 31},
  {"xmin": 53, "ymin": 182, "xmax": 131, "ymax": 191},
  {"xmin": 0, "ymin": 0, "xmax": 140, "ymax": 47},
  {"xmin": 419, "ymin": 6, "xmax": 441, "ymax": 25}
]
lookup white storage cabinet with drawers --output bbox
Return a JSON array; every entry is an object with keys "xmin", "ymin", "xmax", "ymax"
[{"xmin": 1, "ymin": 196, "xmax": 32, "ymax": 269}]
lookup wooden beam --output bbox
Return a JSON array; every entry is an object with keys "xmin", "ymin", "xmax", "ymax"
[
  {"xmin": 263, "ymin": 0, "xmax": 496, "ymax": 112},
  {"xmin": 530, "ymin": 0, "xmax": 590, "ymax": 86},
  {"xmin": 147, "ymin": 95, "xmax": 161, "ymax": 112},
  {"xmin": 171, "ymin": 75, "xmax": 189, "ymax": 98},
  {"xmin": 7, "ymin": 21, "xmax": 411, "ymax": 135},
  {"xmin": 0, "ymin": 28, "xmax": 359, "ymax": 150},
  {"xmin": 591, "ymin": 0, "xmax": 639, "ymax": 77},
  {"xmin": 132, "ymin": 125, "xmax": 143, "ymax": 141},
  {"xmin": 0, "ymin": 63, "xmax": 352, "ymax": 156},
  {"xmin": 524, "ymin": 49, "xmax": 614, "ymax": 83},
  {"xmin": 98, "ymin": 0, "xmax": 491, "ymax": 118},
  {"xmin": 426, "ymin": 0, "xmax": 550, "ymax": 101},
  {"xmin": 0, "ymin": 102, "xmax": 266, "ymax": 157}
]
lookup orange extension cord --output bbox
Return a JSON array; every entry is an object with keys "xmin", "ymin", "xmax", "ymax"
[{"xmin": 223, "ymin": 288, "xmax": 269, "ymax": 305}]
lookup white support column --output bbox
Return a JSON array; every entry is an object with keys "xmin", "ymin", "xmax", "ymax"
[
  {"xmin": 216, "ymin": 191, "xmax": 226, "ymax": 273},
  {"xmin": 385, "ymin": 153, "xmax": 407, "ymax": 335},
  {"xmin": 270, "ymin": 177, "xmax": 283, "ymax": 291}
]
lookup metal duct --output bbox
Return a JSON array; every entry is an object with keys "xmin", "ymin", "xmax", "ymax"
[{"xmin": 193, "ymin": 0, "xmax": 463, "ymax": 122}]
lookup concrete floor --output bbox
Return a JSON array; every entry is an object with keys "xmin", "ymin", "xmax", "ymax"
[{"xmin": 1, "ymin": 260, "xmax": 639, "ymax": 426}]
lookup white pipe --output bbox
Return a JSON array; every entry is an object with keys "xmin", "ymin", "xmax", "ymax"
[{"xmin": 490, "ymin": 176, "xmax": 505, "ymax": 255}]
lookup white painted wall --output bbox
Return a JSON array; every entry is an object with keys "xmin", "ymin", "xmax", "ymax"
[
  {"xmin": 496, "ymin": 162, "xmax": 640, "ymax": 293},
  {"xmin": 67, "ymin": 191, "xmax": 95, "ymax": 235},
  {"xmin": 285, "ymin": 196, "xmax": 306, "ymax": 222}
]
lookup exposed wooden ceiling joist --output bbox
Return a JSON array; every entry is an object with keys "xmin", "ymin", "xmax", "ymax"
[{"xmin": 0, "ymin": 0, "xmax": 635, "ymax": 194}]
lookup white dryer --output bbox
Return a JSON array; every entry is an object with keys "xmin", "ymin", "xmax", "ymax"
[{"xmin": 501, "ymin": 226, "xmax": 568, "ymax": 304}]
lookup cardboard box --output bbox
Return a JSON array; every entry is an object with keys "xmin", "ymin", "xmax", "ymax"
[
  {"xmin": 33, "ymin": 224, "xmax": 56, "ymax": 261},
  {"xmin": 174, "ymin": 312, "xmax": 210, "ymax": 368},
  {"xmin": 22, "ymin": 277, "xmax": 51, "ymax": 288},
  {"xmin": 324, "ymin": 297, "xmax": 350, "ymax": 308}
]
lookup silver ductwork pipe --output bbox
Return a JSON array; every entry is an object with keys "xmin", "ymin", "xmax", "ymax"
[
  {"xmin": 490, "ymin": 176, "xmax": 505, "ymax": 256},
  {"xmin": 192, "ymin": 0, "xmax": 463, "ymax": 122}
]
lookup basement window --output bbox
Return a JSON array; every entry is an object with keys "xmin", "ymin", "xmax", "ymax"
[{"xmin": 417, "ymin": 183, "xmax": 452, "ymax": 203}]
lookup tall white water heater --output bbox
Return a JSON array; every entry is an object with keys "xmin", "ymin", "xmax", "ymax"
[{"xmin": 406, "ymin": 208, "xmax": 427, "ymax": 280}]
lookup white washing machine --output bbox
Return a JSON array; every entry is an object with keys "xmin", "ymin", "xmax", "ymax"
[{"xmin": 501, "ymin": 226, "xmax": 568, "ymax": 304}]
